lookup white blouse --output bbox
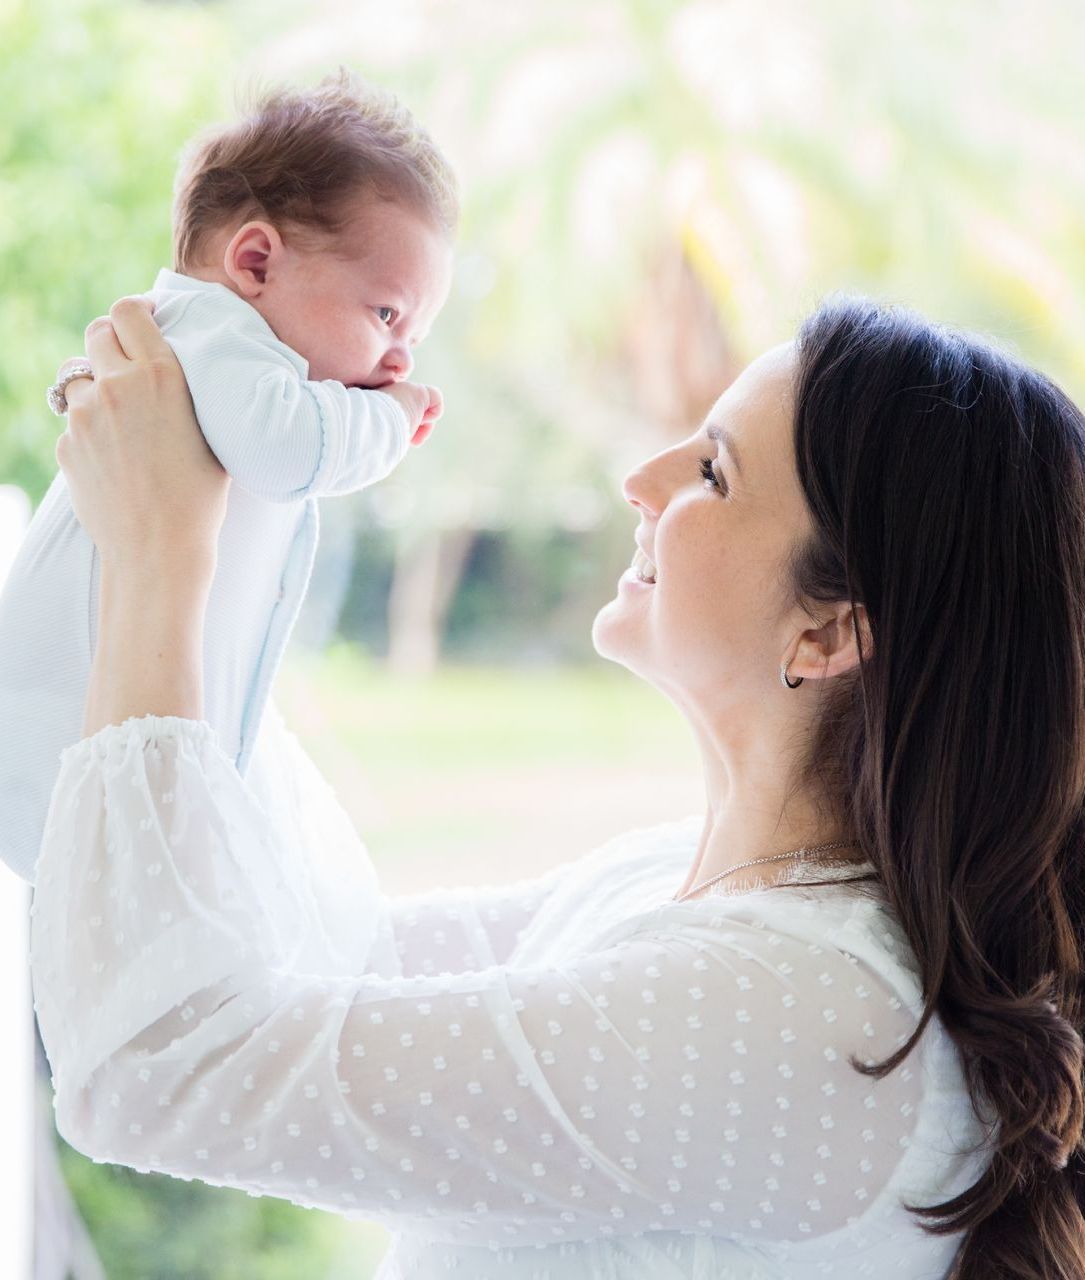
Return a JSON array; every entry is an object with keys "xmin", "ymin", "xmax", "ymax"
[{"xmin": 29, "ymin": 705, "xmax": 995, "ymax": 1279}]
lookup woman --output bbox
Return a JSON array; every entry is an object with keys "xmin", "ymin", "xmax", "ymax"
[{"xmin": 28, "ymin": 294, "xmax": 1085, "ymax": 1279}]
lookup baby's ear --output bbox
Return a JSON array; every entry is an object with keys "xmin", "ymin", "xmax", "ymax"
[{"xmin": 222, "ymin": 221, "xmax": 283, "ymax": 296}]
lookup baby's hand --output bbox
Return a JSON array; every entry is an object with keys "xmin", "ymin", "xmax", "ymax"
[{"xmin": 383, "ymin": 381, "xmax": 444, "ymax": 447}]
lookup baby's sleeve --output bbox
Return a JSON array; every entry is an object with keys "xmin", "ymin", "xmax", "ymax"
[{"xmin": 159, "ymin": 293, "xmax": 411, "ymax": 502}]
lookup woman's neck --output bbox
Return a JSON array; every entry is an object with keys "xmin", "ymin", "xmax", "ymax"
[{"xmin": 675, "ymin": 722, "xmax": 860, "ymax": 900}]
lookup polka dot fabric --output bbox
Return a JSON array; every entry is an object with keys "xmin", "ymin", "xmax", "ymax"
[{"xmin": 29, "ymin": 711, "xmax": 995, "ymax": 1279}]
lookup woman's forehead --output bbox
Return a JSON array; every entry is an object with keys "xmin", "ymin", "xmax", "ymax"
[{"xmin": 706, "ymin": 342, "xmax": 797, "ymax": 440}]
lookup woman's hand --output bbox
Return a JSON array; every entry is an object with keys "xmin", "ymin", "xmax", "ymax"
[
  {"xmin": 55, "ymin": 295, "xmax": 231, "ymax": 734},
  {"xmin": 57, "ymin": 295, "xmax": 230, "ymax": 578}
]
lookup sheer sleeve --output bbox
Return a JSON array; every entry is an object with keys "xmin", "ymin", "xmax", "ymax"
[{"xmin": 30, "ymin": 716, "xmax": 926, "ymax": 1249}]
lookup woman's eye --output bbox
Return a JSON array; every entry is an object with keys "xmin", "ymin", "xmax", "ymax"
[
  {"xmin": 699, "ymin": 456, "xmax": 726, "ymax": 494},
  {"xmin": 375, "ymin": 306, "xmax": 397, "ymax": 325}
]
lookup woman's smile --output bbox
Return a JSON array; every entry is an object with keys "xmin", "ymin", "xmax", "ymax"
[{"xmin": 631, "ymin": 543, "xmax": 657, "ymax": 584}]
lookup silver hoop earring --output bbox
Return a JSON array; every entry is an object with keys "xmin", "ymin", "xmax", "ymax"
[{"xmin": 781, "ymin": 659, "xmax": 803, "ymax": 688}]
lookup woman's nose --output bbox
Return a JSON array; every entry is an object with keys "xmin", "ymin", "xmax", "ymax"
[{"xmin": 621, "ymin": 451, "xmax": 669, "ymax": 517}]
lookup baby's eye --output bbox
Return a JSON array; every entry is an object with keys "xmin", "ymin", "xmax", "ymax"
[{"xmin": 375, "ymin": 306, "xmax": 397, "ymax": 326}]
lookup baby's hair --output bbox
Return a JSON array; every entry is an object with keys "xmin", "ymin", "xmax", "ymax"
[{"xmin": 171, "ymin": 67, "xmax": 459, "ymax": 273}]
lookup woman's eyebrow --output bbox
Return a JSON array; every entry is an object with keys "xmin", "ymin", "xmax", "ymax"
[{"xmin": 706, "ymin": 425, "xmax": 744, "ymax": 478}]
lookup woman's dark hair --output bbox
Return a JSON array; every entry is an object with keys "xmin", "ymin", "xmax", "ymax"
[{"xmin": 783, "ymin": 296, "xmax": 1085, "ymax": 1278}]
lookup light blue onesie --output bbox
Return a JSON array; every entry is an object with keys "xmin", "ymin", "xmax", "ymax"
[{"xmin": 0, "ymin": 269, "xmax": 411, "ymax": 883}]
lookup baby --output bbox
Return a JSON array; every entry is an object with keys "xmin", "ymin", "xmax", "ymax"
[{"xmin": 0, "ymin": 70, "xmax": 457, "ymax": 883}]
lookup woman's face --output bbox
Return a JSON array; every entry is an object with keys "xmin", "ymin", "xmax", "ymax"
[{"xmin": 593, "ymin": 341, "xmax": 815, "ymax": 712}]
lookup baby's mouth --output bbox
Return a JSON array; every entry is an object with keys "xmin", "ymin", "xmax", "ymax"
[{"xmin": 632, "ymin": 547, "xmax": 657, "ymax": 584}]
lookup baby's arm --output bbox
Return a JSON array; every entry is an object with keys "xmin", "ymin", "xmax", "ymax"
[{"xmin": 157, "ymin": 293, "xmax": 433, "ymax": 502}]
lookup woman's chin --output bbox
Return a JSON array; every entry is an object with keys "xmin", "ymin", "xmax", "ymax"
[{"xmin": 591, "ymin": 598, "xmax": 638, "ymax": 668}]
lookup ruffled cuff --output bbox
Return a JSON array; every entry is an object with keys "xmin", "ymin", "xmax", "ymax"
[
  {"xmin": 58, "ymin": 713, "xmax": 220, "ymax": 767},
  {"xmin": 31, "ymin": 712, "xmax": 311, "ymax": 1088}
]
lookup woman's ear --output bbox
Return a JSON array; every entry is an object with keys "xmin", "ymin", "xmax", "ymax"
[
  {"xmin": 222, "ymin": 221, "xmax": 284, "ymax": 297},
  {"xmin": 790, "ymin": 602, "xmax": 873, "ymax": 682}
]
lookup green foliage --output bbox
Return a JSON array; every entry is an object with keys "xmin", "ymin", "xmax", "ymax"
[
  {"xmin": 0, "ymin": 0, "xmax": 230, "ymax": 501},
  {"xmin": 58, "ymin": 1138, "xmax": 347, "ymax": 1280}
]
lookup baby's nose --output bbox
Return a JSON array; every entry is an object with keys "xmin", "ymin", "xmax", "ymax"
[{"xmin": 382, "ymin": 345, "xmax": 413, "ymax": 381}]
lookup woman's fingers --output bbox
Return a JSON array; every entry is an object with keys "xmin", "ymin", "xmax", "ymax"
[
  {"xmin": 56, "ymin": 355, "xmax": 93, "ymax": 382},
  {"xmin": 58, "ymin": 303, "xmax": 228, "ymax": 570},
  {"xmin": 106, "ymin": 294, "xmax": 163, "ymax": 363},
  {"xmin": 63, "ymin": 377, "xmax": 95, "ymax": 413},
  {"xmin": 56, "ymin": 290, "xmax": 228, "ymax": 573},
  {"xmin": 83, "ymin": 314, "xmax": 128, "ymax": 374},
  {"xmin": 80, "ymin": 296, "xmax": 161, "ymax": 375}
]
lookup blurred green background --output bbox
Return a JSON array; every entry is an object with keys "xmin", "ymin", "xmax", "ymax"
[{"xmin": 7, "ymin": 0, "xmax": 1085, "ymax": 1273}]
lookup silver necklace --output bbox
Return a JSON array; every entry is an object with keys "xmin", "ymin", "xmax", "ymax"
[{"xmin": 673, "ymin": 840, "xmax": 861, "ymax": 903}]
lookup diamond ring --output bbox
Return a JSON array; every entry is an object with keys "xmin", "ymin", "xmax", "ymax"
[{"xmin": 46, "ymin": 361, "xmax": 95, "ymax": 417}]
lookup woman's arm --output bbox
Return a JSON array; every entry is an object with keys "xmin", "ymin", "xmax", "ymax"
[
  {"xmin": 33, "ymin": 300, "xmax": 933, "ymax": 1250},
  {"xmin": 30, "ymin": 716, "xmax": 925, "ymax": 1248},
  {"xmin": 58, "ymin": 297, "xmax": 230, "ymax": 735},
  {"xmin": 82, "ymin": 557, "xmax": 210, "ymax": 736},
  {"xmin": 58, "ymin": 300, "xmax": 569, "ymax": 982}
]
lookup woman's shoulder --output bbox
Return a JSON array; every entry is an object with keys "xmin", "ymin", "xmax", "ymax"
[
  {"xmin": 556, "ymin": 823, "xmax": 918, "ymax": 1000},
  {"xmin": 640, "ymin": 862, "xmax": 926, "ymax": 1016}
]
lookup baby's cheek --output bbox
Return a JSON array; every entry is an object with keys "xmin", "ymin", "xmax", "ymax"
[{"xmin": 288, "ymin": 297, "xmax": 367, "ymax": 382}]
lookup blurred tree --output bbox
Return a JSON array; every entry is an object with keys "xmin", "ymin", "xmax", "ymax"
[
  {"xmin": 0, "ymin": 0, "xmax": 231, "ymax": 502},
  {"xmin": 240, "ymin": 0, "xmax": 1085, "ymax": 670},
  {"xmin": 58, "ymin": 1141, "xmax": 342, "ymax": 1280}
]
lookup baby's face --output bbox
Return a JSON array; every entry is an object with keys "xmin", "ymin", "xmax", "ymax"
[{"xmin": 257, "ymin": 195, "xmax": 453, "ymax": 388}]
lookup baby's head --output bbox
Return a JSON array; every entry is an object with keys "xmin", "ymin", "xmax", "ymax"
[{"xmin": 172, "ymin": 69, "xmax": 457, "ymax": 388}]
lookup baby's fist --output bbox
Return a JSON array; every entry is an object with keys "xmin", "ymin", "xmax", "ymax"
[
  {"xmin": 383, "ymin": 380, "xmax": 444, "ymax": 446},
  {"xmin": 410, "ymin": 386, "xmax": 443, "ymax": 447}
]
